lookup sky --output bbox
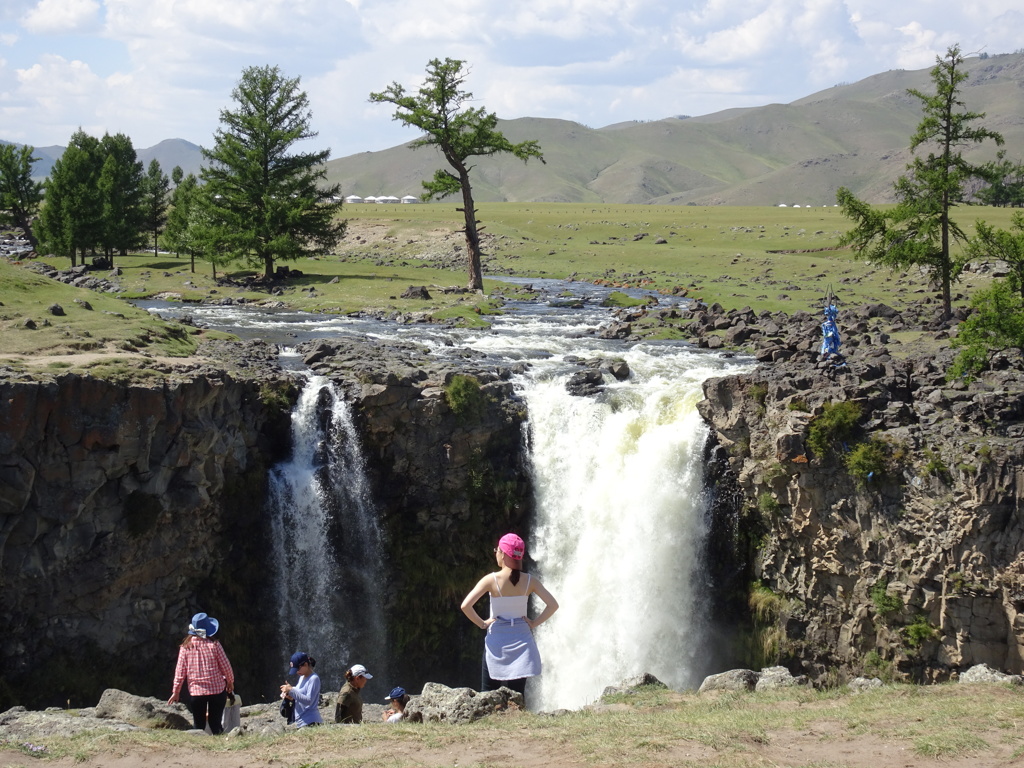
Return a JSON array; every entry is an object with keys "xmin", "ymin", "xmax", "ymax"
[{"xmin": 1, "ymin": 0, "xmax": 1022, "ymax": 159}]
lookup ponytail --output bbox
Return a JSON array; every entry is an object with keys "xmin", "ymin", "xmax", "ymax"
[{"xmin": 510, "ymin": 568, "xmax": 521, "ymax": 586}]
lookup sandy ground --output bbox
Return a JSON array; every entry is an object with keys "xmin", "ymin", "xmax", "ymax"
[{"xmin": 2, "ymin": 718, "xmax": 1021, "ymax": 768}]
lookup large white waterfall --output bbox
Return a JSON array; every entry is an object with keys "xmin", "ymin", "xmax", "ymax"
[
  {"xmin": 267, "ymin": 376, "xmax": 386, "ymax": 689},
  {"xmin": 518, "ymin": 346, "xmax": 738, "ymax": 711}
]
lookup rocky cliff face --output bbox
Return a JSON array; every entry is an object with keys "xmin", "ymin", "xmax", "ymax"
[
  {"xmin": 0, "ymin": 354, "xmax": 295, "ymax": 708},
  {"xmin": 697, "ymin": 310, "xmax": 1024, "ymax": 683},
  {"xmin": 0, "ymin": 337, "xmax": 532, "ymax": 708},
  {"xmin": 6, "ymin": 300, "xmax": 1021, "ymax": 708}
]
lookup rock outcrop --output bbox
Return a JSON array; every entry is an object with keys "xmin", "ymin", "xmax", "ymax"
[
  {"xmin": 0, "ymin": 356, "xmax": 294, "ymax": 708},
  {"xmin": 0, "ymin": 335, "xmax": 532, "ymax": 709},
  {"xmin": 404, "ymin": 682, "xmax": 523, "ymax": 723},
  {"xmin": 698, "ymin": 321, "xmax": 1024, "ymax": 684}
]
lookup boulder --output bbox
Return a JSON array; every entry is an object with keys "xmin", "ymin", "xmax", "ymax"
[
  {"xmin": 699, "ymin": 669, "xmax": 759, "ymax": 693},
  {"xmin": 754, "ymin": 666, "xmax": 809, "ymax": 691},
  {"xmin": 608, "ymin": 360, "xmax": 631, "ymax": 381},
  {"xmin": 403, "ymin": 682, "xmax": 523, "ymax": 724},
  {"xmin": 94, "ymin": 689, "xmax": 192, "ymax": 729},
  {"xmin": 959, "ymin": 664, "xmax": 1024, "ymax": 685},
  {"xmin": 598, "ymin": 321, "xmax": 632, "ymax": 340},
  {"xmin": 848, "ymin": 677, "xmax": 884, "ymax": 693},
  {"xmin": 401, "ymin": 285, "xmax": 432, "ymax": 300},
  {"xmin": 566, "ymin": 369, "xmax": 604, "ymax": 397},
  {"xmin": 601, "ymin": 672, "xmax": 667, "ymax": 697}
]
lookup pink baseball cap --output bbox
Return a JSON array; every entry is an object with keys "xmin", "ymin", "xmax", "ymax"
[{"xmin": 498, "ymin": 533, "xmax": 525, "ymax": 561}]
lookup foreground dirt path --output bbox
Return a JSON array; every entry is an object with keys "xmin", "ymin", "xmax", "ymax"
[{"xmin": 2, "ymin": 723, "xmax": 1020, "ymax": 768}]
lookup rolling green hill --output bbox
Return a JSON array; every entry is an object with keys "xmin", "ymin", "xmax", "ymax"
[
  {"xmin": 7, "ymin": 53, "xmax": 1022, "ymax": 206},
  {"xmin": 325, "ymin": 51, "xmax": 1024, "ymax": 206}
]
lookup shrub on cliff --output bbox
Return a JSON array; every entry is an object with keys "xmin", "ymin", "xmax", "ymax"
[
  {"xmin": 844, "ymin": 436, "xmax": 892, "ymax": 485},
  {"xmin": 445, "ymin": 374, "xmax": 485, "ymax": 420},
  {"xmin": 948, "ymin": 280, "xmax": 1024, "ymax": 382},
  {"xmin": 806, "ymin": 400, "xmax": 862, "ymax": 458}
]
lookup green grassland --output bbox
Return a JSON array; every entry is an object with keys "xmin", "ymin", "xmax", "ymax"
[
  {"xmin": 1, "ymin": 202, "xmax": 1017, "ymax": 362},
  {"xmin": 10, "ymin": 682, "xmax": 1024, "ymax": 767},
  {"xmin": 0, "ymin": 258, "xmax": 202, "ymax": 361},
  {"xmin": 336, "ymin": 201, "xmax": 1015, "ymax": 315}
]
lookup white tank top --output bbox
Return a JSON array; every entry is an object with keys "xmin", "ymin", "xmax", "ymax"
[{"xmin": 489, "ymin": 573, "xmax": 531, "ymax": 620}]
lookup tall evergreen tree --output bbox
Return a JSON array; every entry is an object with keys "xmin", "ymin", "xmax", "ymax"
[
  {"xmin": 142, "ymin": 159, "xmax": 171, "ymax": 256},
  {"xmin": 370, "ymin": 58, "xmax": 544, "ymax": 291},
  {"xmin": 164, "ymin": 172, "xmax": 198, "ymax": 262},
  {"xmin": 97, "ymin": 133, "xmax": 146, "ymax": 263},
  {"xmin": 837, "ymin": 44, "xmax": 1004, "ymax": 320},
  {"xmin": 39, "ymin": 129, "xmax": 103, "ymax": 267},
  {"xmin": 0, "ymin": 143, "xmax": 44, "ymax": 250},
  {"xmin": 201, "ymin": 64, "xmax": 344, "ymax": 279}
]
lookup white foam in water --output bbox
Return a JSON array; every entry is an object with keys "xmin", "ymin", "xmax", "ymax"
[
  {"xmin": 267, "ymin": 376, "xmax": 387, "ymax": 688},
  {"xmin": 519, "ymin": 346, "xmax": 752, "ymax": 711}
]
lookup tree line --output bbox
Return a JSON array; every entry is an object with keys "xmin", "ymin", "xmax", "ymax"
[{"xmin": 0, "ymin": 59, "xmax": 540, "ymax": 288}]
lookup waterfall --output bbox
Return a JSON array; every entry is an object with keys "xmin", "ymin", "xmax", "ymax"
[
  {"xmin": 267, "ymin": 376, "xmax": 386, "ymax": 689},
  {"xmin": 523, "ymin": 346, "xmax": 736, "ymax": 711}
]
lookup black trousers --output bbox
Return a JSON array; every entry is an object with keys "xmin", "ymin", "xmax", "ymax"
[
  {"xmin": 481, "ymin": 655, "xmax": 527, "ymax": 696},
  {"xmin": 189, "ymin": 689, "xmax": 228, "ymax": 734}
]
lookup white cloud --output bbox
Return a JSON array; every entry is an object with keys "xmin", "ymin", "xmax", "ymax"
[
  {"xmin": 21, "ymin": 0, "xmax": 100, "ymax": 34},
  {"xmin": 12, "ymin": 55, "xmax": 105, "ymax": 140},
  {"xmin": 1, "ymin": 0, "xmax": 1022, "ymax": 156}
]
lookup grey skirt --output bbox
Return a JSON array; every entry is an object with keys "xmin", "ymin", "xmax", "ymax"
[{"xmin": 485, "ymin": 617, "xmax": 541, "ymax": 680}]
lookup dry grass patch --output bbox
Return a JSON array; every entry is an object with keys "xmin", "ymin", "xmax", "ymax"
[{"xmin": 17, "ymin": 683, "xmax": 1023, "ymax": 768}]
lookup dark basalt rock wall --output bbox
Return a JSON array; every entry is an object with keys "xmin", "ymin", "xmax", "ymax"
[
  {"xmin": 0, "ymin": 362, "xmax": 295, "ymax": 709},
  {"xmin": 0, "ymin": 337, "xmax": 532, "ymax": 709},
  {"xmin": 698, "ymin": 326, "xmax": 1024, "ymax": 684}
]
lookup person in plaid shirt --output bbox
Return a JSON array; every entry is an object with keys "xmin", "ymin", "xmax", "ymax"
[{"xmin": 168, "ymin": 612, "xmax": 235, "ymax": 734}]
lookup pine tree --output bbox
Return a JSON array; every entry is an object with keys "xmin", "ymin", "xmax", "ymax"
[
  {"xmin": 838, "ymin": 44, "xmax": 1004, "ymax": 320},
  {"xmin": 38, "ymin": 129, "xmax": 103, "ymax": 267},
  {"xmin": 0, "ymin": 143, "xmax": 44, "ymax": 250},
  {"xmin": 142, "ymin": 159, "xmax": 171, "ymax": 257},
  {"xmin": 201, "ymin": 65, "xmax": 344, "ymax": 279},
  {"xmin": 97, "ymin": 133, "xmax": 146, "ymax": 264},
  {"xmin": 369, "ymin": 58, "xmax": 544, "ymax": 291},
  {"xmin": 164, "ymin": 172, "xmax": 198, "ymax": 262}
]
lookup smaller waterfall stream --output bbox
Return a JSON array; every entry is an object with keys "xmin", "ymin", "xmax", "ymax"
[{"xmin": 267, "ymin": 376, "xmax": 387, "ymax": 689}]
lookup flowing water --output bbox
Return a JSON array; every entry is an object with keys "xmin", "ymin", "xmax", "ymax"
[
  {"xmin": 521, "ymin": 349, "xmax": 728, "ymax": 710},
  {"xmin": 267, "ymin": 376, "xmax": 387, "ymax": 690},
  {"xmin": 142, "ymin": 279, "xmax": 752, "ymax": 707}
]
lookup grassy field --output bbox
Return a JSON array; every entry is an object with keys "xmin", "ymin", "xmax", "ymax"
[
  {"xmin": 0, "ymin": 202, "xmax": 1016, "ymax": 362},
  {"xmin": 4, "ymin": 683, "xmax": 1023, "ymax": 767}
]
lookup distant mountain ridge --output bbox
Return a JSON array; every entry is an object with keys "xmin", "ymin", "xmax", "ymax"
[
  {"xmin": 324, "ymin": 51, "xmax": 1024, "ymax": 206},
  {"xmin": 1, "ymin": 138, "xmax": 204, "ymax": 182},
  {"xmin": 5, "ymin": 52, "xmax": 1023, "ymax": 205}
]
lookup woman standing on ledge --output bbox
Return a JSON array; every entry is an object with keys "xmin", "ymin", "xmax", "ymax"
[
  {"xmin": 168, "ymin": 612, "xmax": 235, "ymax": 734},
  {"xmin": 460, "ymin": 533, "xmax": 558, "ymax": 699}
]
